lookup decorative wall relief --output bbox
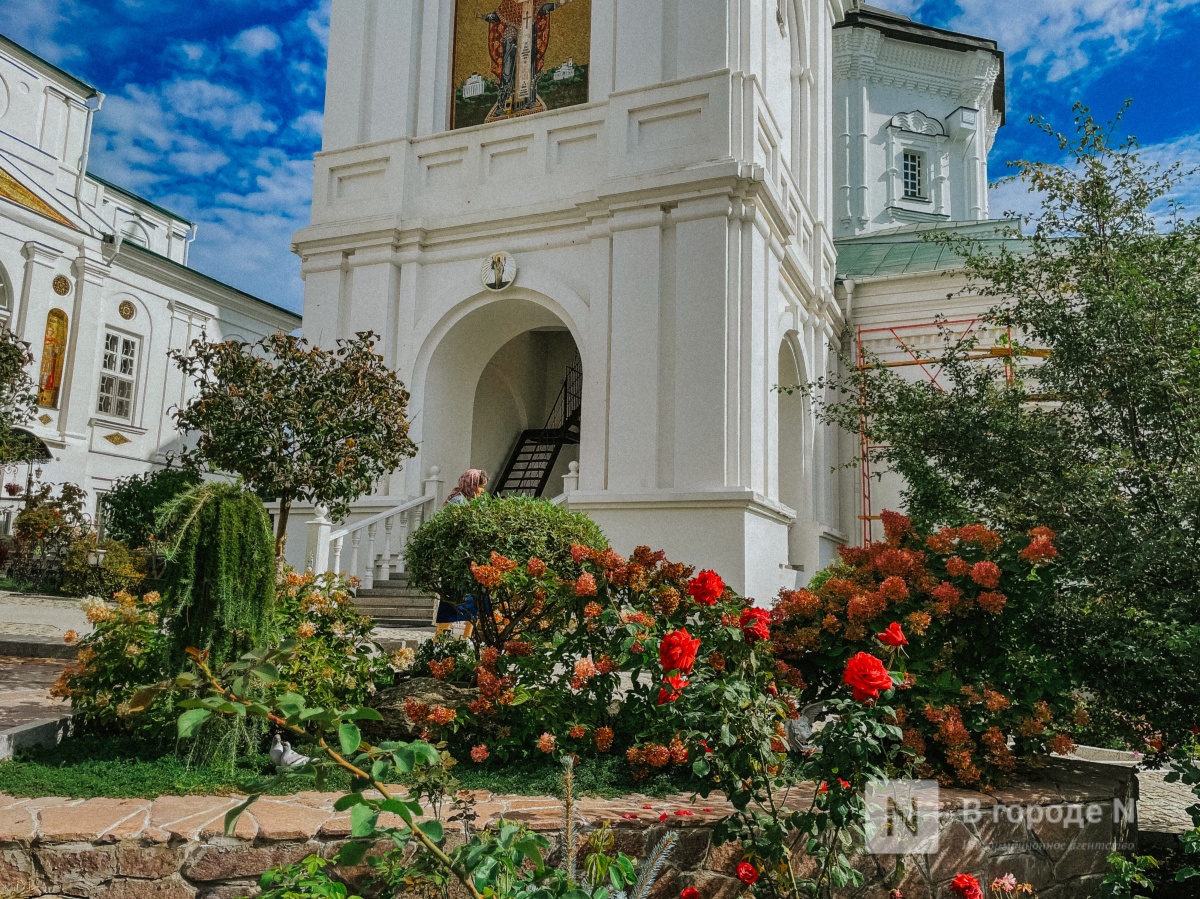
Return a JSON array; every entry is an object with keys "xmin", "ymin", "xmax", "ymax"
[{"xmin": 452, "ymin": 0, "xmax": 591, "ymax": 130}]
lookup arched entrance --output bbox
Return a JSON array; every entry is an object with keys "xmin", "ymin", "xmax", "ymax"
[
  {"xmin": 777, "ymin": 335, "xmax": 813, "ymax": 569},
  {"xmin": 415, "ymin": 293, "xmax": 583, "ymax": 499}
]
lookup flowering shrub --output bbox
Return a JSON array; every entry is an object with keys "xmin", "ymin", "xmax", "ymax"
[
  {"xmin": 51, "ymin": 590, "xmax": 173, "ymax": 737},
  {"xmin": 771, "ymin": 511, "xmax": 1079, "ymax": 787},
  {"xmin": 56, "ymin": 571, "xmax": 401, "ymax": 739},
  {"xmin": 60, "ymin": 537, "xmax": 145, "ymax": 598},
  {"xmin": 274, "ymin": 571, "xmax": 407, "ymax": 708},
  {"xmin": 398, "ymin": 544, "xmax": 788, "ymax": 781}
]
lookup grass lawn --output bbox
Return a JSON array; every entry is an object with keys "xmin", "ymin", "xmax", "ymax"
[{"xmin": 0, "ymin": 734, "xmax": 702, "ymax": 801}]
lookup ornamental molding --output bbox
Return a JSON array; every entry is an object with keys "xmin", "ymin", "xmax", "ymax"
[
  {"xmin": 103, "ymin": 432, "xmax": 131, "ymax": 446},
  {"xmin": 889, "ymin": 110, "xmax": 946, "ymax": 137}
]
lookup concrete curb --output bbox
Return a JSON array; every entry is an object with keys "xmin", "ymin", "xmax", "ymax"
[
  {"xmin": 0, "ymin": 714, "xmax": 72, "ymax": 760},
  {"xmin": 0, "ymin": 637, "xmax": 74, "ymax": 659}
]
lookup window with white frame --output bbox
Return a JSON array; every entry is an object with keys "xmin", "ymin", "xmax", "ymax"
[
  {"xmin": 97, "ymin": 332, "xmax": 138, "ymax": 420},
  {"xmin": 902, "ymin": 151, "xmax": 925, "ymax": 199}
]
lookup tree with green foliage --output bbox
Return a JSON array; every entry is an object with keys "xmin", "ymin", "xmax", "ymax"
[
  {"xmin": 170, "ymin": 331, "xmax": 417, "ymax": 557},
  {"xmin": 100, "ymin": 468, "xmax": 201, "ymax": 548},
  {"xmin": 0, "ymin": 327, "xmax": 38, "ymax": 465},
  {"xmin": 156, "ymin": 482, "xmax": 277, "ymax": 670},
  {"xmin": 812, "ymin": 104, "xmax": 1200, "ymax": 745}
]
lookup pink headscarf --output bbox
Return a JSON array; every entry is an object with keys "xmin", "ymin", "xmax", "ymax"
[{"xmin": 446, "ymin": 469, "xmax": 488, "ymax": 505}]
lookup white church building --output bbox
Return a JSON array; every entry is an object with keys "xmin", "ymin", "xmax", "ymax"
[
  {"xmin": 292, "ymin": 1, "xmax": 1010, "ymax": 603},
  {"xmin": 0, "ymin": 34, "xmax": 301, "ymax": 530}
]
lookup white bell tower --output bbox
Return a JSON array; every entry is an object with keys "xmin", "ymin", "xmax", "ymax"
[{"xmin": 295, "ymin": 0, "xmax": 855, "ymax": 601}]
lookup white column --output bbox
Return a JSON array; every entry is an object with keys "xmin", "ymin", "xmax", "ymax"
[{"xmin": 59, "ymin": 251, "xmax": 110, "ymax": 441}]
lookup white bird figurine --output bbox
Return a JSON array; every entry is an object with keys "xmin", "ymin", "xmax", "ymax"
[
  {"xmin": 281, "ymin": 741, "xmax": 311, "ymax": 768},
  {"xmin": 269, "ymin": 734, "xmax": 285, "ymax": 767}
]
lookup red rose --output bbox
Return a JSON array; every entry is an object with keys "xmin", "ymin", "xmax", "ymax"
[
  {"xmin": 688, "ymin": 570, "xmax": 725, "ymax": 605},
  {"xmin": 736, "ymin": 862, "xmax": 759, "ymax": 885},
  {"xmin": 842, "ymin": 652, "xmax": 894, "ymax": 702},
  {"xmin": 877, "ymin": 622, "xmax": 908, "ymax": 647},
  {"xmin": 949, "ymin": 874, "xmax": 983, "ymax": 899},
  {"xmin": 681, "ymin": 889, "xmax": 700, "ymax": 899},
  {"xmin": 658, "ymin": 673, "xmax": 689, "ymax": 704},
  {"xmin": 660, "ymin": 629, "xmax": 701, "ymax": 675},
  {"xmin": 739, "ymin": 607, "xmax": 771, "ymax": 643}
]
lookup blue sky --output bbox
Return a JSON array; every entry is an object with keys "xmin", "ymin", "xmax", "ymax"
[{"xmin": 1, "ymin": 0, "xmax": 1198, "ymax": 315}]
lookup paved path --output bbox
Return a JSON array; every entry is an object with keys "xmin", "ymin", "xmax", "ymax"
[
  {"xmin": 0, "ymin": 592, "xmax": 89, "ymax": 642},
  {"xmin": 0, "ymin": 655, "xmax": 68, "ymax": 730}
]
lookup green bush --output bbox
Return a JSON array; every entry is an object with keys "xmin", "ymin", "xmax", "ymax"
[
  {"xmin": 156, "ymin": 482, "xmax": 277, "ymax": 671},
  {"xmin": 406, "ymin": 496, "xmax": 606, "ymax": 610},
  {"xmin": 101, "ymin": 468, "xmax": 199, "ymax": 548},
  {"xmin": 61, "ymin": 537, "xmax": 145, "ymax": 598}
]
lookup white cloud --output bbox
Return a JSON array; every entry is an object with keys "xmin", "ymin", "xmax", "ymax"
[
  {"xmin": 306, "ymin": 0, "xmax": 332, "ymax": 48},
  {"xmin": 942, "ymin": 0, "xmax": 1200, "ymax": 84},
  {"xmin": 290, "ymin": 109, "xmax": 324, "ymax": 138},
  {"xmin": 229, "ymin": 25, "xmax": 281, "ymax": 59},
  {"xmin": 177, "ymin": 42, "xmax": 206, "ymax": 63},
  {"xmin": 0, "ymin": 0, "xmax": 88, "ymax": 67},
  {"xmin": 161, "ymin": 78, "xmax": 278, "ymax": 139}
]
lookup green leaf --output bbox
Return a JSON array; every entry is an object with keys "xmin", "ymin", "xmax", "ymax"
[
  {"xmin": 337, "ymin": 840, "xmax": 370, "ymax": 867},
  {"xmin": 338, "ymin": 723, "xmax": 362, "ymax": 756},
  {"xmin": 417, "ymin": 820, "xmax": 444, "ymax": 843},
  {"xmin": 692, "ymin": 758, "xmax": 711, "ymax": 778},
  {"xmin": 250, "ymin": 663, "xmax": 280, "ymax": 684},
  {"xmin": 350, "ymin": 803, "xmax": 379, "ymax": 838},
  {"xmin": 224, "ymin": 794, "xmax": 259, "ymax": 836},
  {"xmin": 177, "ymin": 708, "xmax": 211, "ymax": 739},
  {"xmin": 333, "ymin": 792, "xmax": 366, "ymax": 812}
]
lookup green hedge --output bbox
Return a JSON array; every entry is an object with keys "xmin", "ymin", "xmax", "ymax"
[{"xmin": 405, "ymin": 496, "xmax": 607, "ymax": 605}]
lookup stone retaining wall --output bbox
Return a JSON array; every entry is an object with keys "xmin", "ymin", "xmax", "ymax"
[{"xmin": 0, "ymin": 759, "xmax": 1134, "ymax": 899}]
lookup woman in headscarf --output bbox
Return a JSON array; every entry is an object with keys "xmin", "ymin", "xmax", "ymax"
[
  {"xmin": 445, "ymin": 469, "xmax": 488, "ymax": 506},
  {"xmin": 437, "ymin": 469, "xmax": 490, "ymax": 636}
]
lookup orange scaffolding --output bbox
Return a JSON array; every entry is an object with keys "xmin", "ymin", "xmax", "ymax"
[{"xmin": 854, "ymin": 318, "xmax": 1047, "ymax": 544}]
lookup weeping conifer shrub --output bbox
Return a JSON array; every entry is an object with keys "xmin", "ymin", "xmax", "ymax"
[
  {"xmin": 156, "ymin": 481, "xmax": 277, "ymax": 671},
  {"xmin": 156, "ymin": 481, "xmax": 277, "ymax": 769}
]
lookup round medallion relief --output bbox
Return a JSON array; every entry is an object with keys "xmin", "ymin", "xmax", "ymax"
[
  {"xmin": 118, "ymin": 300, "xmax": 136, "ymax": 321},
  {"xmin": 481, "ymin": 252, "xmax": 517, "ymax": 292},
  {"xmin": 52, "ymin": 275, "xmax": 71, "ymax": 296}
]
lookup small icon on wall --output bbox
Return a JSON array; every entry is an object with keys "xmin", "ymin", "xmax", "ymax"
[{"xmin": 481, "ymin": 252, "xmax": 517, "ymax": 292}]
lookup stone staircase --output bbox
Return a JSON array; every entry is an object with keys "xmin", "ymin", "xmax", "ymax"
[{"xmin": 351, "ymin": 572, "xmax": 439, "ymax": 628}]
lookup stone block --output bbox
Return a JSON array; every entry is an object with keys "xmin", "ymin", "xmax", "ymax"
[
  {"xmin": 704, "ymin": 838, "xmax": 751, "ymax": 876},
  {"xmin": 0, "ymin": 847, "xmax": 42, "ymax": 897},
  {"xmin": 195, "ymin": 881, "xmax": 262, "ymax": 899},
  {"xmin": 667, "ymin": 828, "xmax": 714, "ymax": 873},
  {"xmin": 985, "ymin": 851, "xmax": 1053, "ymax": 891},
  {"xmin": 117, "ymin": 843, "xmax": 191, "ymax": 880},
  {"xmin": 39, "ymin": 799, "xmax": 148, "ymax": 843},
  {"xmin": 679, "ymin": 872, "xmax": 742, "ymax": 899},
  {"xmin": 0, "ymin": 806, "xmax": 36, "ymax": 842},
  {"xmin": 240, "ymin": 800, "xmax": 332, "ymax": 842},
  {"xmin": 184, "ymin": 842, "xmax": 319, "ymax": 882},
  {"xmin": 91, "ymin": 875, "xmax": 196, "ymax": 899},
  {"xmin": 926, "ymin": 821, "xmax": 987, "ymax": 884},
  {"xmin": 34, "ymin": 843, "xmax": 118, "ymax": 894}
]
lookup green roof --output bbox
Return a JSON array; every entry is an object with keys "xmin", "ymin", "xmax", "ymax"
[
  {"xmin": 88, "ymin": 172, "xmax": 194, "ymax": 227},
  {"xmin": 835, "ymin": 220, "xmax": 1026, "ymax": 280}
]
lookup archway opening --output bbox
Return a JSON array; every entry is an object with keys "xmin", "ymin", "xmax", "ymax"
[
  {"xmin": 418, "ymin": 295, "xmax": 583, "ymax": 499},
  {"xmin": 778, "ymin": 337, "xmax": 811, "ymax": 567}
]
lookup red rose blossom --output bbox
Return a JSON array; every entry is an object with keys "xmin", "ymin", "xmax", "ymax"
[
  {"xmin": 660, "ymin": 629, "xmax": 701, "ymax": 675},
  {"xmin": 877, "ymin": 622, "xmax": 908, "ymax": 647},
  {"xmin": 949, "ymin": 874, "xmax": 983, "ymax": 899},
  {"xmin": 739, "ymin": 607, "xmax": 771, "ymax": 642},
  {"xmin": 657, "ymin": 673, "xmax": 689, "ymax": 705},
  {"xmin": 842, "ymin": 652, "xmax": 894, "ymax": 702},
  {"xmin": 681, "ymin": 888, "xmax": 700, "ymax": 899},
  {"xmin": 736, "ymin": 862, "xmax": 759, "ymax": 885},
  {"xmin": 688, "ymin": 570, "xmax": 725, "ymax": 605}
]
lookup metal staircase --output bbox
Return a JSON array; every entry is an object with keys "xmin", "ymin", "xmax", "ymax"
[{"xmin": 493, "ymin": 360, "xmax": 582, "ymax": 497}]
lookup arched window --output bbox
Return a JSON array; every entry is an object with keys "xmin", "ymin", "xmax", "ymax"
[
  {"xmin": 121, "ymin": 219, "xmax": 150, "ymax": 248},
  {"xmin": 0, "ymin": 261, "xmax": 12, "ymax": 314},
  {"xmin": 37, "ymin": 309, "xmax": 68, "ymax": 408}
]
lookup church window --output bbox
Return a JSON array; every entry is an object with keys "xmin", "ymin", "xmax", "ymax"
[
  {"xmin": 903, "ymin": 151, "xmax": 925, "ymax": 199},
  {"xmin": 97, "ymin": 331, "xmax": 139, "ymax": 421}
]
